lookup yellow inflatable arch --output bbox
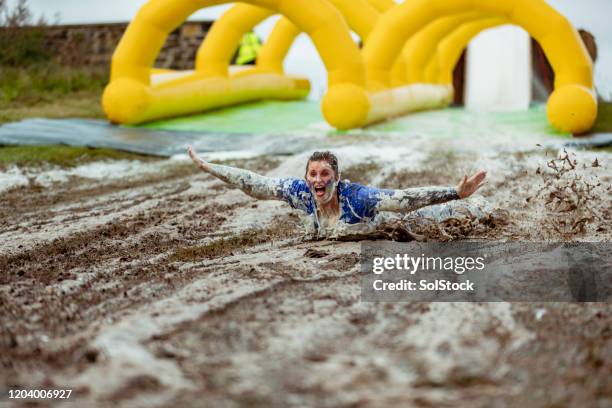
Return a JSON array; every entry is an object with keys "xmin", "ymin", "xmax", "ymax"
[
  {"xmin": 194, "ymin": 3, "xmax": 274, "ymax": 78},
  {"xmin": 200, "ymin": 0, "xmax": 380, "ymax": 80},
  {"xmin": 104, "ymin": 0, "xmax": 597, "ymax": 133},
  {"xmin": 250, "ymin": 0, "xmax": 393, "ymax": 77},
  {"xmin": 364, "ymin": 0, "xmax": 597, "ymax": 133},
  {"xmin": 391, "ymin": 12, "xmax": 493, "ymax": 86},
  {"xmin": 390, "ymin": 13, "xmax": 506, "ymax": 86},
  {"xmin": 103, "ymin": 0, "xmax": 365, "ymax": 127},
  {"xmin": 428, "ymin": 17, "xmax": 508, "ymax": 85}
]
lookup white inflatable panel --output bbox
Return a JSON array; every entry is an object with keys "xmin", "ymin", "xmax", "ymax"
[{"xmin": 465, "ymin": 25, "xmax": 531, "ymax": 111}]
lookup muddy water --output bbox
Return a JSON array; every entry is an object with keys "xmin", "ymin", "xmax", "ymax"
[{"xmin": 0, "ymin": 137, "xmax": 610, "ymax": 407}]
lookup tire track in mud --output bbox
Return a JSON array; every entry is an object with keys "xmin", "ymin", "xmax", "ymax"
[
  {"xmin": 139, "ymin": 275, "xmax": 527, "ymax": 407},
  {"xmin": 0, "ymin": 162, "xmax": 199, "ymax": 226},
  {"xmin": 0, "ymin": 158, "xmax": 259, "ymax": 255},
  {"xmin": 492, "ymin": 304, "xmax": 612, "ymax": 408},
  {"xmin": 1, "ymin": 239, "xmax": 321, "ymax": 403},
  {"xmin": 51, "ymin": 243, "xmax": 362, "ymax": 405},
  {"xmin": 2, "ymin": 202, "xmax": 255, "ymax": 310},
  {"xmin": 0, "ymin": 180, "xmax": 197, "ymax": 254},
  {"xmin": 0, "ymin": 163, "xmax": 305, "ymax": 392},
  {"xmin": 0, "ymin": 157, "xmax": 280, "ymax": 240}
]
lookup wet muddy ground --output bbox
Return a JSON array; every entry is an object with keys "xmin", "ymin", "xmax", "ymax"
[{"xmin": 0, "ymin": 143, "xmax": 611, "ymax": 407}]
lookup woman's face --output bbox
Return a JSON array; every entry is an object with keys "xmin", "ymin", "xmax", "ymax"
[{"xmin": 306, "ymin": 160, "xmax": 338, "ymax": 204}]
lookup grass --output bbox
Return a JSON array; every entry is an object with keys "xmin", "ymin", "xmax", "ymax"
[
  {"xmin": 0, "ymin": 64, "xmax": 139, "ymax": 169},
  {"xmin": 0, "ymin": 64, "xmax": 107, "ymax": 124},
  {"xmin": 592, "ymin": 100, "xmax": 612, "ymax": 133},
  {"xmin": 0, "ymin": 145, "xmax": 154, "ymax": 170},
  {"xmin": 0, "ymin": 65, "xmax": 108, "ymax": 103},
  {"xmin": 0, "ymin": 91, "xmax": 104, "ymax": 124}
]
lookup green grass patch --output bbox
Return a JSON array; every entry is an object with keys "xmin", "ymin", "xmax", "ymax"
[
  {"xmin": 0, "ymin": 64, "xmax": 107, "ymax": 124},
  {"xmin": 0, "ymin": 145, "xmax": 155, "ymax": 170},
  {"xmin": 0, "ymin": 90, "xmax": 104, "ymax": 124},
  {"xmin": 0, "ymin": 65, "xmax": 108, "ymax": 105},
  {"xmin": 593, "ymin": 100, "xmax": 612, "ymax": 133}
]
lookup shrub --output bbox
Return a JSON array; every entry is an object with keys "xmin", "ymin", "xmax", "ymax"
[
  {"xmin": 0, "ymin": 65, "xmax": 109, "ymax": 106},
  {"xmin": 0, "ymin": 0, "xmax": 50, "ymax": 66}
]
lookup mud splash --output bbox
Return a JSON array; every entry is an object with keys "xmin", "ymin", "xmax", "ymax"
[{"xmin": 531, "ymin": 149, "xmax": 610, "ymax": 239}]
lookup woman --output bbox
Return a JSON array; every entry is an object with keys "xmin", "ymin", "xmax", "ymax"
[{"xmin": 188, "ymin": 147, "xmax": 487, "ymax": 239}]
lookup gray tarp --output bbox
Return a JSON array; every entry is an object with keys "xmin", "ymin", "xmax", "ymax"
[
  {"xmin": 0, "ymin": 118, "xmax": 610, "ymax": 158},
  {"xmin": 564, "ymin": 132, "xmax": 612, "ymax": 148},
  {"xmin": 0, "ymin": 118, "xmax": 328, "ymax": 157}
]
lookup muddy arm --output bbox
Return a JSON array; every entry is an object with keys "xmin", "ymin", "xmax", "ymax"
[
  {"xmin": 376, "ymin": 186, "xmax": 460, "ymax": 213},
  {"xmin": 206, "ymin": 163, "xmax": 285, "ymax": 200},
  {"xmin": 188, "ymin": 147, "xmax": 282, "ymax": 200}
]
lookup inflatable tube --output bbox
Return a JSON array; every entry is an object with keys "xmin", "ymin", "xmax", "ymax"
[
  {"xmin": 433, "ymin": 18, "xmax": 509, "ymax": 85},
  {"xmin": 103, "ymin": 0, "xmax": 365, "ymax": 127},
  {"xmin": 104, "ymin": 0, "xmax": 596, "ymax": 133},
  {"xmin": 367, "ymin": 0, "xmax": 395, "ymax": 14},
  {"xmin": 242, "ymin": 0, "xmax": 380, "ymax": 79},
  {"xmin": 363, "ymin": 0, "xmax": 596, "ymax": 133},
  {"xmin": 195, "ymin": 4, "xmax": 274, "ymax": 77},
  {"xmin": 392, "ymin": 12, "xmax": 490, "ymax": 86}
]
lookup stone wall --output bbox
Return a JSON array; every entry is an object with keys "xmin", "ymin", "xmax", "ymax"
[{"xmin": 41, "ymin": 21, "xmax": 213, "ymax": 69}]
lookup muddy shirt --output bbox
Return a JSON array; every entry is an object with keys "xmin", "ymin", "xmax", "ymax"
[
  {"xmin": 201, "ymin": 162, "xmax": 460, "ymax": 230},
  {"xmin": 276, "ymin": 178, "xmax": 461, "ymax": 224}
]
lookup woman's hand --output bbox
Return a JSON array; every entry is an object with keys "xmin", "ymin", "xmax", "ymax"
[
  {"xmin": 188, "ymin": 146, "xmax": 211, "ymax": 172},
  {"xmin": 457, "ymin": 170, "xmax": 486, "ymax": 198}
]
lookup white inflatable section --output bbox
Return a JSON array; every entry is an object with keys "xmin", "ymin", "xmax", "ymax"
[{"xmin": 465, "ymin": 25, "xmax": 532, "ymax": 111}]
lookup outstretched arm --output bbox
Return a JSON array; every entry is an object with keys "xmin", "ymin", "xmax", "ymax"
[
  {"xmin": 377, "ymin": 170, "xmax": 486, "ymax": 213},
  {"xmin": 188, "ymin": 146, "xmax": 283, "ymax": 200}
]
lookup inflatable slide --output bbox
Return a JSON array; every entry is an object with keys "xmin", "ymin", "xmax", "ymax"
[{"xmin": 103, "ymin": 0, "xmax": 597, "ymax": 133}]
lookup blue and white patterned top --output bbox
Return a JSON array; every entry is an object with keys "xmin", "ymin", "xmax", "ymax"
[
  {"xmin": 277, "ymin": 178, "xmax": 397, "ymax": 224},
  {"xmin": 201, "ymin": 162, "xmax": 459, "ymax": 230}
]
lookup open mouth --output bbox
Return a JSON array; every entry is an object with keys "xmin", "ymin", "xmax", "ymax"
[{"xmin": 314, "ymin": 186, "xmax": 326, "ymax": 197}]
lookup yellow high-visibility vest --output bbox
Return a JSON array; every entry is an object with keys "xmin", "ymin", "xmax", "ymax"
[{"xmin": 236, "ymin": 32, "xmax": 262, "ymax": 65}]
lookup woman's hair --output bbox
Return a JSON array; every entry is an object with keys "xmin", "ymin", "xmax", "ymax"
[{"xmin": 305, "ymin": 151, "xmax": 339, "ymax": 177}]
